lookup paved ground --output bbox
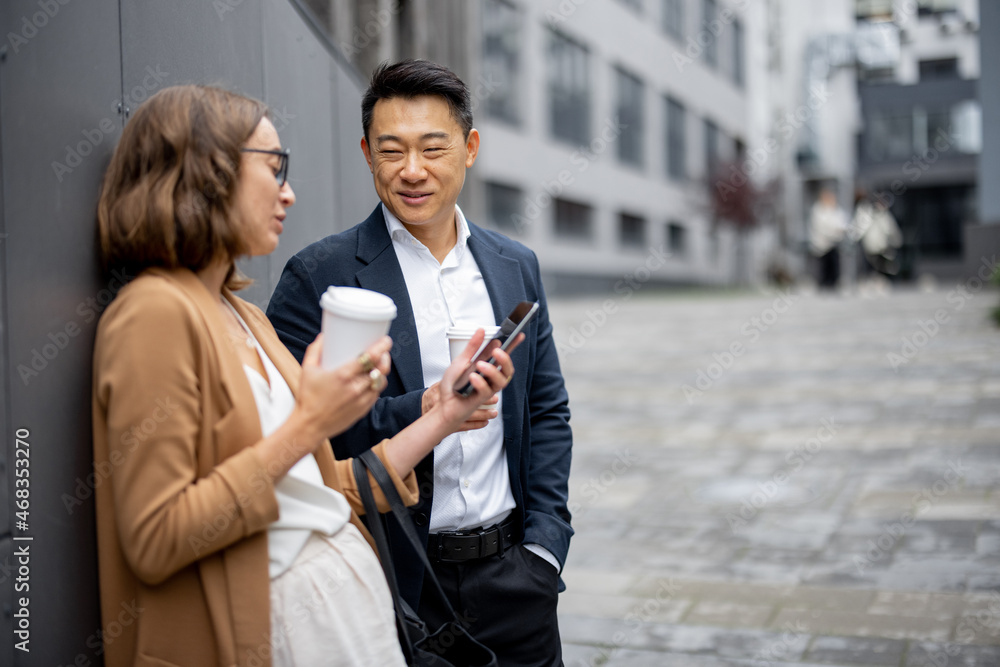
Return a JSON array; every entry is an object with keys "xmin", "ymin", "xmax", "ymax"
[{"xmin": 547, "ymin": 278, "xmax": 1000, "ymax": 667}]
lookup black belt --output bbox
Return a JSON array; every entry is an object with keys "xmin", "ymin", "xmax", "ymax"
[{"xmin": 427, "ymin": 515, "xmax": 517, "ymax": 562}]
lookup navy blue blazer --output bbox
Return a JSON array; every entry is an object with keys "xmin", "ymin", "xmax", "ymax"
[{"xmin": 266, "ymin": 205, "xmax": 573, "ymax": 606}]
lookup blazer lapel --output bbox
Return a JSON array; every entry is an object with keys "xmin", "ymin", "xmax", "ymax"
[
  {"xmin": 467, "ymin": 226, "xmax": 527, "ymax": 336},
  {"xmin": 229, "ymin": 292, "xmax": 300, "ymax": 387},
  {"xmin": 354, "ymin": 206, "xmax": 425, "ymax": 394},
  {"xmin": 467, "ymin": 226, "xmax": 529, "ymax": 458},
  {"xmin": 151, "ymin": 269, "xmax": 263, "ymax": 470}
]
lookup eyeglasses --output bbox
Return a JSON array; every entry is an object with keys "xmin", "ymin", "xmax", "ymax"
[{"xmin": 240, "ymin": 148, "xmax": 290, "ymax": 187}]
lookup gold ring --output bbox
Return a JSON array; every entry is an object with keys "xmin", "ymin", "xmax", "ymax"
[
  {"xmin": 368, "ymin": 368, "xmax": 383, "ymax": 392},
  {"xmin": 357, "ymin": 352, "xmax": 374, "ymax": 373}
]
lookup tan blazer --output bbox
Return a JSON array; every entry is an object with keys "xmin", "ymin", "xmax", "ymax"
[{"xmin": 92, "ymin": 267, "xmax": 417, "ymax": 667}]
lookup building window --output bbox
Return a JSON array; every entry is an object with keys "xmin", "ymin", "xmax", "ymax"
[
  {"xmin": 949, "ymin": 99, "xmax": 982, "ymax": 154},
  {"xmin": 667, "ymin": 222, "xmax": 687, "ymax": 256},
  {"xmin": 554, "ymin": 198, "xmax": 593, "ymax": 240},
  {"xmin": 855, "ymin": 0, "xmax": 894, "ymax": 21},
  {"xmin": 732, "ymin": 18, "xmax": 745, "ymax": 87},
  {"xmin": 619, "ymin": 212, "xmax": 647, "ymax": 248},
  {"xmin": 703, "ymin": 0, "xmax": 718, "ymax": 68},
  {"xmin": 665, "ymin": 96, "xmax": 686, "ymax": 180},
  {"xmin": 485, "ymin": 181, "xmax": 524, "ymax": 233},
  {"xmin": 866, "ymin": 112, "xmax": 913, "ymax": 161},
  {"xmin": 663, "ymin": 0, "xmax": 684, "ymax": 40},
  {"xmin": 918, "ymin": 58, "xmax": 959, "ymax": 81},
  {"xmin": 548, "ymin": 30, "xmax": 591, "ymax": 145},
  {"xmin": 614, "ymin": 66, "xmax": 645, "ymax": 167},
  {"xmin": 482, "ymin": 0, "xmax": 523, "ymax": 125},
  {"xmin": 704, "ymin": 117, "xmax": 720, "ymax": 178},
  {"xmin": 917, "ymin": 0, "xmax": 957, "ymax": 16}
]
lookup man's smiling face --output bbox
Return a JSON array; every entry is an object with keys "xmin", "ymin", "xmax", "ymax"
[{"xmin": 361, "ymin": 95, "xmax": 479, "ymax": 234}]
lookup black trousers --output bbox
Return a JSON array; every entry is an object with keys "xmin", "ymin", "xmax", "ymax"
[
  {"xmin": 418, "ymin": 544, "xmax": 563, "ymax": 667},
  {"xmin": 817, "ymin": 248, "xmax": 840, "ymax": 289}
]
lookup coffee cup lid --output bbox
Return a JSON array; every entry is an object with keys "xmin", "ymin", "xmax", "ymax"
[
  {"xmin": 320, "ymin": 286, "xmax": 397, "ymax": 321},
  {"xmin": 446, "ymin": 325, "xmax": 501, "ymax": 339}
]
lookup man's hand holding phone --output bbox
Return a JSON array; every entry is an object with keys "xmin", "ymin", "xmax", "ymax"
[
  {"xmin": 421, "ymin": 301, "xmax": 537, "ymax": 430},
  {"xmin": 431, "ymin": 328, "xmax": 523, "ymax": 433},
  {"xmin": 453, "ymin": 301, "xmax": 539, "ymax": 397}
]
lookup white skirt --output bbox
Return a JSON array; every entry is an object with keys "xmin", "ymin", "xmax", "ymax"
[{"xmin": 270, "ymin": 524, "xmax": 407, "ymax": 667}]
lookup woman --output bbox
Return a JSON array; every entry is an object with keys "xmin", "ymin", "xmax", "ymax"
[
  {"xmin": 92, "ymin": 85, "xmax": 514, "ymax": 667},
  {"xmin": 851, "ymin": 190, "xmax": 903, "ymax": 278}
]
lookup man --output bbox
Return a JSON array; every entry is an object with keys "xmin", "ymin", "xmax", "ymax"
[{"xmin": 266, "ymin": 59, "xmax": 572, "ymax": 666}]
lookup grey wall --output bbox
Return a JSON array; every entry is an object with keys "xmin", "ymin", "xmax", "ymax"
[
  {"xmin": 1, "ymin": 1, "xmax": 124, "ymax": 664},
  {"xmin": 965, "ymin": 0, "xmax": 1000, "ymax": 278},
  {"xmin": 977, "ymin": 0, "xmax": 1000, "ymax": 225},
  {"xmin": 0, "ymin": 1, "xmax": 371, "ymax": 664}
]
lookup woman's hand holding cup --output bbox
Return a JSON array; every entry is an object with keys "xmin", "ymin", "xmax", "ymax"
[{"xmin": 297, "ymin": 334, "xmax": 393, "ymax": 443}]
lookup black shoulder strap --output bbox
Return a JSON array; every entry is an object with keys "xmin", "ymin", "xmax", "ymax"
[
  {"xmin": 356, "ymin": 449, "xmax": 459, "ymax": 619},
  {"xmin": 353, "ymin": 456, "xmax": 418, "ymax": 664}
]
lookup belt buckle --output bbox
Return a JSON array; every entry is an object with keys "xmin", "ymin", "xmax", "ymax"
[
  {"xmin": 433, "ymin": 527, "xmax": 475, "ymax": 563},
  {"xmin": 477, "ymin": 526, "xmax": 491, "ymax": 559}
]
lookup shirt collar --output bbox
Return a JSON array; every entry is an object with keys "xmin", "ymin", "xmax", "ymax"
[{"xmin": 382, "ymin": 203, "xmax": 470, "ymax": 259}]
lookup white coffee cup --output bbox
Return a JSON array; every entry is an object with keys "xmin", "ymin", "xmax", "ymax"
[
  {"xmin": 446, "ymin": 325, "xmax": 502, "ymax": 408},
  {"xmin": 319, "ymin": 286, "xmax": 397, "ymax": 370},
  {"xmin": 445, "ymin": 325, "xmax": 501, "ymax": 362}
]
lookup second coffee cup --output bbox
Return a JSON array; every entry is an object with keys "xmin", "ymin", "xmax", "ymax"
[{"xmin": 445, "ymin": 325, "xmax": 501, "ymax": 363}]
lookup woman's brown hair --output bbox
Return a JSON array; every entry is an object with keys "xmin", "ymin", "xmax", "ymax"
[{"xmin": 97, "ymin": 85, "xmax": 268, "ymax": 289}]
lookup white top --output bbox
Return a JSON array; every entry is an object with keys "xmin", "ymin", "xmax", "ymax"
[
  {"xmin": 222, "ymin": 299, "xmax": 353, "ymax": 579},
  {"xmin": 383, "ymin": 203, "xmax": 516, "ymax": 533},
  {"xmin": 808, "ymin": 201, "xmax": 848, "ymax": 256},
  {"xmin": 852, "ymin": 201, "xmax": 903, "ymax": 258}
]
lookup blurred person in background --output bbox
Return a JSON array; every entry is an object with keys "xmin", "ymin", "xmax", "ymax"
[
  {"xmin": 852, "ymin": 188, "xmax": 903, "ymax": 283},
  {"xmin": 808, "ymin": 186, "xmax": 848, "ymax": 290},
  {"xmin": 92, "ymin": 84, "xmax": 515, "ymax": 667}
]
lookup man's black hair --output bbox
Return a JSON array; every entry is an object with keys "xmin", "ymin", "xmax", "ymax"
[{"xmin": 362, "ymin": 59, "xmax": 473, "ymax": 141}]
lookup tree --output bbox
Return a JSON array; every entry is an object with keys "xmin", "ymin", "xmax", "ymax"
[{"xmin": 708, "ymin": 160, "xmax": 782, "ymax": 286}]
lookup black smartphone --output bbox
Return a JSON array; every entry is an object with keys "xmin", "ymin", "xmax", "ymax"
[{"xmin": 453, "ymin": 301, "xmax": 539, "ymax": 397}]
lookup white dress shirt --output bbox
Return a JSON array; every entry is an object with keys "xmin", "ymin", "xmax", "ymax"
[
  {"xmin": 223, "ymin": 299, "xmax": 354, "ymax": 579},
  {"xmin": 384, "ymin": 204, "xmax": 516, "ymax": 533},
  {"xmin": 384, "ymin": 205, "xmax": 559, "ymax": 571}
]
